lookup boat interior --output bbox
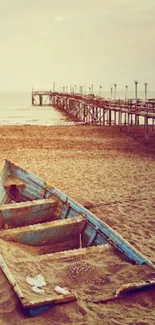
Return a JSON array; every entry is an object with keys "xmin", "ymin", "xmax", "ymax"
[{"xmin": 0, "ymin": 160, "xmax": 107, "ymax": 254}]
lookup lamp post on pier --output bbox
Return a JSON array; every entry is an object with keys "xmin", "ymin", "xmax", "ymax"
[
  {"xmin": 32, "ymin": 87, "xmax": 34, "ymax": 105},
  {"xmin": 91, "ymin": 84, "xmax": 94, "ymax": 95},
  {"xmin": 53, "ymin": 82, "xmax": 55, "ymax": 92},
  {"xmin": 114, "ymin": 84, "xmax": 117, "ymax": 99},
  {"xmin": 125, "ymin": 85, "xmax": 128, "ymax": 100},
  {"xmin": 99, "ymin": 85, "xmax": 102, "ymax": 97},
  {"xmin": 144, "ymin": 82, "xmax": 148, "ymax": 101},
  {"xmin": 134, "ymin": 80, "xmax": 138, "ymax": 100},
  {"xmin": 79, "ymin": 86, "xmax": 83, "ymax": 95},
  {"xmin": 110, "ymin": 87, "xmax": 113, "ymax": 99}
]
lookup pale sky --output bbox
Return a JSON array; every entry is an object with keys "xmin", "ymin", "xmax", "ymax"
[{"xmin": 0, "ymin": 0, "xmax": 155, "ymax": 91}]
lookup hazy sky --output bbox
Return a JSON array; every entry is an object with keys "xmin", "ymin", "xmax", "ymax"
[{"xmin": 0, "ymin": 0, "xmax": 155, "ymax": 91}]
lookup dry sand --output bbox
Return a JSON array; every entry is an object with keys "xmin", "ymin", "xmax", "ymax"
[{"xmin": 0, "ymin": 125, "xmax": 155, "ymax": 324}]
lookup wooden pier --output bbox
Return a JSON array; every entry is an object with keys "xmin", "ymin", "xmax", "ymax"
[{"xmin": 32, "ymin": 91, "xmax": 155, "ymax": 141}]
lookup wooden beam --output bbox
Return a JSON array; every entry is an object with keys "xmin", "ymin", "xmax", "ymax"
[
  {"xmin": 0, "ymin": 253, "xmax": 77, "ymax": 312},
  {"xmin": 38, "ymin": 236, "xmax": 82, "ymax": 254},
  {"xmin": 0, "ymin": 215, "xmax": 85, "ymax": 246},
  {"xmin": 18, "ymin": 244, "xmax": 111, "ymax": 263},
  {"xmin": 0, "ymin": 253, "xmax": 25, "ymax": 302},
  {"xmin": 4, "ymin": 176, "xmax": 26, "ymax": 188},
  {"xmin": 145, "ymin": 116, "xmax": 149, "ymax": 140},
  {"xmin": 115, "ymin": 279, "xmax": 155, "ymax": 297},
  {"xmin": 0, "ymin": 198, "xmax": 58, "ymax": 229},
  {"xmin": 23, "ymin": 293, "xmax": 77, "ymax": 309},
  {"xmin": 87, "ymin": 278, "xmax": 155, "ymax": 304}
]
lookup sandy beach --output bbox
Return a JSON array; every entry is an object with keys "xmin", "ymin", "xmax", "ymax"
[{"xmin": 0, "ymin": 124, "xmax": 155, "ymax": 325}]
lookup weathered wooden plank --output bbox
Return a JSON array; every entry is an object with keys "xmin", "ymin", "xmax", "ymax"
[
  {"xmin": 88, "ymin": 278, "xmax": 155, "ymax": 304},
  {"xmin": 24, "ymin": 236, "xmax": 83, "ymax": 255},
  {"xmin": 4, "ymin": 160, "xmax": 46, "ymax": 200},
  {"xmin": 0, "ymin": 253, "xmax": 77, "ymax": 313},
  {"xmin": 0, "ymin": 215, "xmax": 85, "ymax": 246},
  {"xmin": 4, "ymin": 176, "xmax": 26, "ymax": 188},
  {"xmin": 0, "ymin": 163, "xmax": 11, "ymax": 204},
  {"xmin": 18, "ymin": 244, "xmax": 111, "ymax": 263},
  {"xmin": 0, "ymin": 198, "xmax": 58, "ymax": 229},
  {"xmin": 115, "ymin": 279, "xmax": 155, "ymax": 297},
  {"xmin": 0, "ymin": 253, "xmax": 25, "ymax": 301},
  {"xmin": 3, "ymin": 176, "xmax": 26, "ymax": 202},
  {"xmin": 38, "ymin": 236, "xmax": 81, "ymax": 254},
  {"xmin": 23, "ymin": 293, "xmax": 77, "ymax": 309}
]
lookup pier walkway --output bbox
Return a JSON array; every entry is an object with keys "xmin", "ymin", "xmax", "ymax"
[{"xmin": 32, "ymin": 91, "xmax": 155, "ymax": 141}]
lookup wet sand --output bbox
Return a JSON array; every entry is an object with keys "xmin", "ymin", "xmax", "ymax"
[{"xmin": 0, "ymin": 125, "xmax": 155, "ymax": 324}]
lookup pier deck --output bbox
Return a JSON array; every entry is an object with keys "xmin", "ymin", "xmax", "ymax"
[{"xmin": 32, "ymin": 91, "xmax": 155, "ymax": 141}]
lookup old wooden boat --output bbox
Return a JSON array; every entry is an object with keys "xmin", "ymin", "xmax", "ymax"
[{"xmin": 0, "ymin": 159, "xmax": 154, "ymax": 316}]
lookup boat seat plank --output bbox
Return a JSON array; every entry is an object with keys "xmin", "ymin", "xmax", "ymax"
[
  {"xmin": 4, "ymin": 176, "xmax": 26, "ymax": 188},
  {"xmin": 0, "ymin": 215, "xmax": 85, "ymax": 246},
  {"xmin": 0, "ymin": 198, "xmax": 58, "ymax": 229},
  {"xmin": 38, "ymin": 237, "xmax": 82, "ymax": 254}
]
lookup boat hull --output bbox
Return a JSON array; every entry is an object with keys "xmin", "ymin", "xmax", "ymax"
[{"xmin": 0, "ymin": 159, "xmax": 154, "ymax": 317}]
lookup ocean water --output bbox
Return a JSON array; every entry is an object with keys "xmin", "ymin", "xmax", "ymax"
[{"xmin": 0, "ymin": 92, "xmax": 75, "ymax": 126}]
